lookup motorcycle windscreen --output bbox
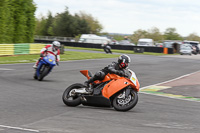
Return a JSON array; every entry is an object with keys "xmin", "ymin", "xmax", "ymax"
[
  {"xmin": 129, "ymin": 71, "xmax": 140, "ymax": 91},
  {"xmin": 102, "ymin": 78, "xmax": 133, "ymax": 99},
  {"xmin": 43, "ymin": 55, "xmax": 56, "ymax": 66}
]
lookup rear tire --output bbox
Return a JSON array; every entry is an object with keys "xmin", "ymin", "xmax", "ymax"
[
  {"xmin": 62, "ymin": 83, "xmax": 84, "ymax": 107},
  {"xmin": 113, "ymin": 89, "xmax": 138, "ymax": 111}
]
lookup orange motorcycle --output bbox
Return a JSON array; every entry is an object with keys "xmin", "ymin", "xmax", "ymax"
[{"xmin": 62, "ymin": 69, "xmax": 140, "ymax": 111}]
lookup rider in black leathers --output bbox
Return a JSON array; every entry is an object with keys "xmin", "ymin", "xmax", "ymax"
[{"xmin": 84, "ymin": 54, "xmax": 131, "ymax": 89}]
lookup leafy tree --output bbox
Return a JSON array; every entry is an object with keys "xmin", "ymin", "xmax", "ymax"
[
  {"xmin": 146, "ymin": 27, "xmax": 164, "ymax": 42},
  {"xmin": 0, "ymin": 0, "xmax": 35, "ymax": 43},
  {"xmin": 34, "ymin": 7, "xmax": 103, "ymax": 37},
  {"xmin": 74, "ymin": 14, "xmax": 90, "ymax": 35},
  {"xmin": 0, "ymin": 0, "xmax": 8, "ymax": 43},
  {"xmin": 185, "ymin": 33, "xmax": 200, "ymax": 42},
  {"xmin": 52, "ymin": 7, "xmax": 91, "ymax": 37},
  {"xmin": 130, "ymin": 29, "xmax": 148, "ymax": 44},
  {"xmin": 24, "ymin": 0, "xmax": 36, "ymax": 42},
  {"xmin": 42, "ymin": 11, "xmax": 54, "ymax": 36},
  {"xmin": 164, "ymin": 28, "xmax": 183, "ymax": 40},
  {"xmin": 12, "ymin": 0, "xmax": 28, "ymax": 43},
  {"xmin": 35, "ymin": 16, "xmax": 47, "ymax": 35},
  {"xmin": 0, "ymin": 0, "xmax": 15, "ymax": 43},
  {"xmin": 76, "ymin": 11, "xmax": 103, "ymax": 34},
  {"xmin": 53, "ymin": 7, "xmax": 75, "ymax": 36}
]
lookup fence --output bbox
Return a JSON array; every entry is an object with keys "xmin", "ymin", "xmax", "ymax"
[
  {"xmin": 34, "ymin": 39, "xmax": 174, "ymax": 54},
  {"xmin": 34, "ymin": 35, "xmax": 77, "ymax": 42},
  {"xmin": 0, "ymin": 43, "xmax": 46, "ymax": 56}
]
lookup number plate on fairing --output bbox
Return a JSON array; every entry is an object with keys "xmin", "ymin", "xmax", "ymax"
[{"xmin": 129, "ymin": 69, "xmax": 137, "ymax": 86}]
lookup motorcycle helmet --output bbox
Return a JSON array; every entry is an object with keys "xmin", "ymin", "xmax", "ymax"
[
  {"xmin": 118, "ymin": 54, "xmax": 131, "ymax": 69},
  {"xmin": 52, "ymin": 41, "xmax": 61, "ymax": 51}
]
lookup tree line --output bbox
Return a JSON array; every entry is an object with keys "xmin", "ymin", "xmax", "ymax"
[
  {"xmin": 0, "ymin": 0, "xmax": 36, "ymax": 43},
  {"xmin": 128, "ymin": 27, "xmax": 200, "ymax": 44},
  {"xmin": 1, "ymin": 1, "xmax": 200, "ymax": 44},
  {"xmin": 35, "ymin": 8, "xmax": 103, "ymax": 38}
]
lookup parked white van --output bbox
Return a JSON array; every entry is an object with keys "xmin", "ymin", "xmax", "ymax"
[
  {"xmin": 183, "ymin": 40, "xmax": 200, "ymax": 47},
  {"xmin": 79, "ymin": 34, "xmax": 111, "ymax": 44},
  {"xmin": 137, "ymin": 38, "xmax": 154, "ymax": 46}
]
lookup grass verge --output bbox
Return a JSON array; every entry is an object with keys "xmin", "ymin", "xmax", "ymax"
[
  {"xmin": 0, "ymin": 46, "xmax": 171, "ymax": 64},
  {"xmin": 0, "ymin": 51, "xmax": 119, "ymax": 64}
]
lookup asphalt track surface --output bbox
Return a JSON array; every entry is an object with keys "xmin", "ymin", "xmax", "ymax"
[{"xmin": 0, "ymin": 51, "xmax": 200, "ymax": 133}]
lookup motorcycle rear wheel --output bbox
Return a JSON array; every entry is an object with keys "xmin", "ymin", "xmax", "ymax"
[
  {"xmin": 62, "ymin": 83, "xmax": 84, "ymax": 107},
  {"xmin": 112, "ymin": 89, "xmax": 138, "ymax": 111}
]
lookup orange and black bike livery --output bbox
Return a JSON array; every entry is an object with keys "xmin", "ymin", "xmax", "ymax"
[{"xmin": 62, "ymin": 69, "xmax": 140, "ymax": 111}]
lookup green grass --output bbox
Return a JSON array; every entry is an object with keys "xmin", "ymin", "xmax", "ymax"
[
  {"xmin": 0, "ymin": 51, "xmax": 119, "ymax": 64},
  {"xmin": 65, "ymin": 46, "xmax": 170, "ymax": 56},
  {"xmin": 60, "ymin": 51, "xmax": 119, "ymax": 61},
  {"xmin": 0, "ymin": 54, "xmax": 39, "ymax": 64},
  {"xmin": 0, "ymin": 46, "xmax": 172, "ymax": 64}
]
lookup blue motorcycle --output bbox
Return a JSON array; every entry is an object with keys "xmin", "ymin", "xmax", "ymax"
[{"xmin": 34, "ymin": 55, "xmax": 57, "ymax": 81}]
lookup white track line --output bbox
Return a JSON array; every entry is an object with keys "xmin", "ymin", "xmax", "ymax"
[
  {"xmin": 140, "ymin": 91, "xmax": 200, "ymax": 103},
  {"xmin": 140, "ymin": 70, "xmax": 200, "ymax": 90},
  {"xmin": 139, "ymin": 70, "xmax": 200, "ymax": 103},
  {"xmin": 0, "ymin": 68, "xmax": 14, "ymax": 70},
  {"xmin": 0, "ymin": 125, "xmax": 39, "ymax": 132}
]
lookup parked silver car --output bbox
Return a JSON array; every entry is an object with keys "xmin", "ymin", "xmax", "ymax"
[
  {"xmin": 119, "ymin": 40, "xmax": 135, "ymax": 46},
  {"xmin": 180, "ymin": 46, "xmax": 192, "ymax": 55}
]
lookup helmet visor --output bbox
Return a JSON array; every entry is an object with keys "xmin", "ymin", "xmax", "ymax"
[
  {"xmin": 120, "ymin": 62, "xmax": 128, "ymax": 69},
  {"xmin": 54, "ymin": 46, "xmax": 59, "ymax": 50}
]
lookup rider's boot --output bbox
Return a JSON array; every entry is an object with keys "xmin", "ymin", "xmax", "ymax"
[
  {"xmin": 84, "ymin": 81, "xmax": 90, "ymax": 88},
  {"xmin": 33, "ymin": 64, "xmax": 37, "ymax": 69},
  {"xmin": 33, "ymin": 59, "xmax": 40, "ymax": 69},
  {"xmin": 84, "ymin": 81, "xmax": 93, "ymax": 93},
  {"xmin": 84, "ymin": 76, "xmax": 97, "ymax": 93}
]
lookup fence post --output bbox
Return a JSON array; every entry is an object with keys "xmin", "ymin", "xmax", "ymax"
[
  {"xmin": 163, "ymin": 47, "xmax": 168, "ymax": 54},
  {"xmin": 60, "ymin": 44, "xmax": 64, "ymax": 54}
]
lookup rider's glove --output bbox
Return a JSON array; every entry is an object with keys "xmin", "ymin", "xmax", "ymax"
[
  {"xmin": 117, "ymin": 71, "xmax": 125, "ymax": 77},
  {"xmin": 40, "ymin": 53, "xmax": 44, "ymax": 57},
  {"xmin": 124, "ymin": 73, "xmax": 129, "ymax": 78}
]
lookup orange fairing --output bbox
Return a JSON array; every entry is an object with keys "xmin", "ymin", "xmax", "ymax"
[
  {"xmin": 80, "ymin": 70, "xmax": 91, "ymax": 80},
  {"xmin": 102, "ymin": 74, "xmax": 120, "ymax": 82},
  {"xmin": 102, "ymin": 77, "xmax": 138, "ymax": 99},
  {"xmin": 80, "ymin": 70, "xmax": 121, "ymax": 84},
  {"xmin": 94, "ymin": 73, "xmax": 120, "ymax": 84}
]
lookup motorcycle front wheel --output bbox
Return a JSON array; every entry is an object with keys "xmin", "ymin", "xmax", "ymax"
[
  {"xmin": 33, "ymin": 70, "xmax": 37, "ymax": 79},
  {"xmin": 38, "ymin": 65, "xmax": 49, "ymax": 81},
  {"xmin": 62, "ymin": 83, "xmax": 84, "ymax": 107},
  {"xmin": 112, "ymin": 89, "xmax": 138, "ymax": 111}
]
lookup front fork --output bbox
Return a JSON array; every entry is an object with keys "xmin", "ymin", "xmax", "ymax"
[{"xmin": 118, "ymin": 88, "xmax": 131, "ymax": 99}]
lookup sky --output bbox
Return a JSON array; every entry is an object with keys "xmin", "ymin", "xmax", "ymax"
[{"xmin": 34, "ymin": 0, "xmax": 200, "ymax": 37}]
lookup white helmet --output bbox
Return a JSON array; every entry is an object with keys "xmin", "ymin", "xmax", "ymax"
[
  {"xmin": 52, "ymin": 41, "xmax": 61, "ymax": 50},
  {"xmin": 118, "ymin": 54, "xmax": 131, "ymax": 69}
]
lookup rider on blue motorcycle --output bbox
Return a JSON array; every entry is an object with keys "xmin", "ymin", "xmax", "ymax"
[{"xmin": 33, "ymin": 41, "xmax": 61, "ymax": 69}]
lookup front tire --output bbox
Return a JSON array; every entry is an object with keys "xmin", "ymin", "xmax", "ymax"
[
  {"xmin": 33, "ymin": 71, "xmax": 37, "ymax": 79},
  {"xmin": 62, "ymin": 83, "xmax": 84, "ymax": 107},
  {"xmin": 38, "ymin": 66, "xmax": 49, "ymax": 81},
  {"xmin": 112, "ymin": 89, "xmax": 138, "ymax": 111}
]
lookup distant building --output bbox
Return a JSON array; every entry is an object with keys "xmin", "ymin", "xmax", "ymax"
[{"xmin": 163, "ymin": 40, "xmax": 182, "ymax": 53}]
